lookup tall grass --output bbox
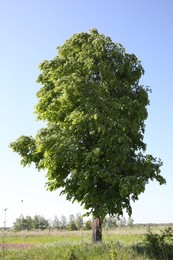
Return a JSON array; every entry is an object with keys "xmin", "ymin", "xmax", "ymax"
[
  {"xmin": 1, "ymin": 226, "xmax": 173, "ymax": 259},
  {"xmin": 0, "ymin": 241, "xmax": 149, "ymax": 260}
]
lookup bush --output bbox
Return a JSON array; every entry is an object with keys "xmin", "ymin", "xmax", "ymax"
[{"xmin": 134, "ymin": 227, "xmax": 173, "ymax": 259}]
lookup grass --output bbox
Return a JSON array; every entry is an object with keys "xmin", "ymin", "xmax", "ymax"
[
  {"xmin": 0, "ymin": 241, "xmax": 147, "ymax": 260},
  {"xmin": 0, "ymin": 226, "xmax": 173, "ymax": 259},
  {"xmin": 1, "ymin": 230, "xmax": 91, "ymax": 245}
]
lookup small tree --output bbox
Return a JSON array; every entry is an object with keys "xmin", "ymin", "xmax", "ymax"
[
  {"xmin": 32, "ymin": 215, "xmax": 40, "ymax": 230},
  {"xmin": 117, "ymin": 216, "xmax": 126, "ymax": 227},
  {"xmin": 60, "ymin": 215, "xmax": 67, "ymax": 229},
  {"xmin": 68, "ymin": 214, "xmax": 78, "ymax": 231},
  {"xmin": 52, "ymin": 215, "xmax": 61, "ymax": 229},
  {"xmin": 75, "ymin": 213, "xmax": 83, "ymax": 230},
  {"xmin": 13, "ymin": 216, "xmax": 33, "ymax": 231},
  {"xmin": 33, "ymin": 215, "xmax": 49, "ymax": 230},
  {"xmin": 104, "ymin": 215, "xmax": 117, "ymax": 229},
  {"xmin": 127, "ymin": 217, "xmax": 134, "ymax": 227},
  {"xmin": 10, "ymin": 29, "xmax": 166, "ymax": 242},
  {"xmin": 25, "ymin": 216, "xmax": 33, "ymax": 231},
  {"xmin": 13, "ymin": 216, "xmax": 25, "ymax": 231},
  {"xmin": 85, "ymin": 220, "xmax": 92, "ymax": 230}
]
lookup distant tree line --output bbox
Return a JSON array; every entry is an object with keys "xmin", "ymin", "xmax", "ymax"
[
  {"xmin": 13, "ymin": 213, "xmax": 134, "ymax": 231},
  {"xmin": 13, "ymin": 213, "xmax": 91, "ymax": 231},
  {"xmin": 13, "ymin": 215, "xmax": 50, "ymax": 231}
]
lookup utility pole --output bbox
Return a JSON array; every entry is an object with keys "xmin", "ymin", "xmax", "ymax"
[
  {"xmin": 21, "ymin": 200, "xmax": 24, "ymax": 216},
  {"xmin": 2, "ymin": 208, "xmax": 8, "ymax": 257}
]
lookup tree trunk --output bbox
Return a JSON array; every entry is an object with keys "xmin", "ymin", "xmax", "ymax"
[{"xmin": 92, "ymin": 217, "xmax": 102, "ymax": 242}]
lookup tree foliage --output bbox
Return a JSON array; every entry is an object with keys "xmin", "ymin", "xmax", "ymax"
[
  {"xmin": 32, "ymin": 215, "xmax": 49, "ymax": 230},
  {"xmin": 10, "ymin": 29, "xmax": 165, "ymax": 220},
  {"xmin": 13, "ymin": 215, "xmax": 49, "ymax": 231}
]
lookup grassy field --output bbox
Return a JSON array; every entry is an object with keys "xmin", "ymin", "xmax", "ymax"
[{"xmin": 0, "ymin": 225, "xmax": 172, "ymax": 259}]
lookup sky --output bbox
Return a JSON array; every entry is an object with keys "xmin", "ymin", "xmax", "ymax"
[{"xmin": 0, "ymin": 0, "xmax": 173, "ymax": 227}]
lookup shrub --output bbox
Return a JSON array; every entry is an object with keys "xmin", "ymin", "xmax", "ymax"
[{"xmin": 134, "ymin": 227, "xmax": 173, "ymax": 259}]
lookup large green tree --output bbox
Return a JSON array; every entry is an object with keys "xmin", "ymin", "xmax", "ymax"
[{"xmin": 10, "ymin": 29, "xmax": 166, "ymax": 242}]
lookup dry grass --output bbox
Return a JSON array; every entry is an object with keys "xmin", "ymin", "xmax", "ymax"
[{"xmin": 1, "ymin": 229, "xmax": 90, "ymax": 237}]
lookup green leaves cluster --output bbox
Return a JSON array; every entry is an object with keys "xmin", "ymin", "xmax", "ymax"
[{"xmin": 10, "ymin": 29, "xmax": 166, "ymax": 219}]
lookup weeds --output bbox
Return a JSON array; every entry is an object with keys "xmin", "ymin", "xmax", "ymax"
[
  {"xmin": 109, "ymin": 241, "xmax": 118, "ymax": 260},
  {"xmin": 133, "ymin": 227, "xmax": 173, "ymax": 259}
]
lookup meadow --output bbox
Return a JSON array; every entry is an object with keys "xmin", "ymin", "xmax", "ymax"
[{"xmin": 0, "ymin": 225, "xmax": 173, "ymax": 259}]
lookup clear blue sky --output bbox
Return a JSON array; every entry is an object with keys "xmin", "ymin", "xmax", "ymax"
[{"xmin": 0, "ymin": 0, "xmax": 173, "ymax": 226}]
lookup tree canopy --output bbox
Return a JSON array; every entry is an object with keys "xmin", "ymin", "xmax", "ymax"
[{"xmin": 10, "ymin": 29, "xmax": 166, "ymax": 220}]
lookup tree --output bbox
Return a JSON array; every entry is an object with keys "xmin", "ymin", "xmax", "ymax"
[
  {"xmin": 10, "ymin": 28, "xmax": 166, "ymax": 242},
  {"xmin": 33, "ymin": 215, "xmax": 49, "ymax": 230},
  {"xmin": 52, "ymin": 215, "xmax": 61, "ymax": 229},
  {"xmin": 85, "ymin": 220, "xmax": 92, "ymax": 230},
  {"xmin": 13, "ymin": 216, "xmax": 25, "ymax": 231},
  {"xmin": 117, "ymin": 216, "xmax": 126, "ymax": 227},
  {"xmin": 13, "ymin": 216, "xmax": 33, "ymax": 231},
  {"xmin": 60, "ymin": 215, "xmax": 67, "ymax": 229},
  {"xmin": 127, "ymin": 217, "xmax": 134, "ymax": 227},
  {"xmin": 104, "ymin": 215, "xmax": 117, "ymax": 229},
  {"xmin": 68, "ymin": 214, "xmax": 78, "ymax": 230},
  {"xmin": 75, "ymin": 213, "xmax": 83, "ymax": 230},
  {"xmin": 25, "ymin": 216, "xmax": 33, "ymax": 231}
]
